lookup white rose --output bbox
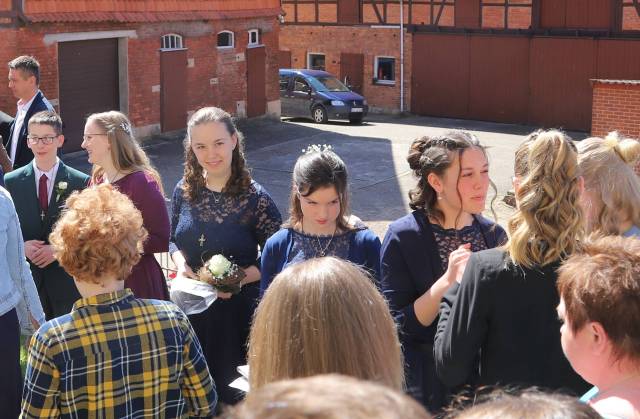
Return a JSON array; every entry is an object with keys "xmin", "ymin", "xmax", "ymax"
[
  {"xmin": 207, "ymin": 254, "xmax": 232, "ymax": 277},
  {"xmin": 58, "ymin": 181, "xmax": 68, "ymax": 190}
]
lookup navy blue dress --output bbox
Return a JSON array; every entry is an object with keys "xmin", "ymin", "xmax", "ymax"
[
  {"xmin": 259, "ymin": 224, "xmax": 381, "ymax": 293},
  {"xmin": 170, "ymin": 179, "xmax": 282, "ymax": 405},
  {"xmin": 380, "ymin": 211, "xmax": 506, "ymax": 411}
]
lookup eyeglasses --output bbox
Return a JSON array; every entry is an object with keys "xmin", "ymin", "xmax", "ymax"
[
  {"xmin": 82, "ymin": 133, "xmax": 108, "ymax": 142},
  {"xmin": 27, "ymin": 135, "xmax": 58, "ymax": 145}
]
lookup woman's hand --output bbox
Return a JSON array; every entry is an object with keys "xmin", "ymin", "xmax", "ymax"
[
  {"xmin": 445, "ymin": 243, "xmax": 472, "ymax": 285},
  {"xmin": 413, "ymin": 243, "xmax": 473, "ymax": 327},
  {"xmin": 177, "ymin": 262, "xmax": 197, "ymax": 279},
  {"xmin": 172, "ymin": 250, "xmax": 197, "ymax": 279}
]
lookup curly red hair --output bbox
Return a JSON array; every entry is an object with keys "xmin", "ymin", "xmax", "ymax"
[{"xmin": 49, "ymin": 184, "xmax": 148, "ymax": 284}]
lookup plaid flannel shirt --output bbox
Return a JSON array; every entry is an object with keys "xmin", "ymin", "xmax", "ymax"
[{"xmin": 20, "ymin": 289, "xmax": 217, "ymax": 418}]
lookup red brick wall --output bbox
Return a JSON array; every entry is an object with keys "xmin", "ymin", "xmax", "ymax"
[
  {"xmin": 0, "ymin": 16, "xmax": 279, "ymax": 133},
  {"xmin": 280, "ymin": 25, "xmax": 412, "ymax": 112},
  {"xmin": 591, "ymin": 82, "xmax": 640, "ymax": 175},
  {"xmin": 591, "ymin": 83, "xmax": 640, "ymax": 138}
]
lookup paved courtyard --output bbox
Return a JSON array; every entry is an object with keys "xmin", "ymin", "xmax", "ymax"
[{"xmin": 64, "ymin": 114, "xmax": 587, "ymax": 239}]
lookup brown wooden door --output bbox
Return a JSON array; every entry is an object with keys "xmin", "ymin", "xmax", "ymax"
[
  {"xmin": 160, "ymin": 49, "xmax": 187, "ymax": 132},
  {"xmin": 279, "ymin": 50, "xmax": 292, "ymax": 69},
  {"xmin": 58, "ymin": 39, "xmax": 119, "ymax": 152},
  {"xmin": 247, "ymin": 46, "xmax": 266, "ymax": 118},
  {"xmin": 340, "ymin": 53, "xmax": 364, "ymax": 94}
]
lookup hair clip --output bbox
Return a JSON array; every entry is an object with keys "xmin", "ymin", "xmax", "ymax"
[
  {"xmin": 301, "ymin": 144, "xmax": 332, "ymax": 154},
  {"xmin": 120, "ymin": 122, "xmax": 133, "ymax": 136}
]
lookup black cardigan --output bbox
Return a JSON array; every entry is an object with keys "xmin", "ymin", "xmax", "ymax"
[{"xmin": 434, "ymin": 248, "xmax": 589, "ymax": 395}]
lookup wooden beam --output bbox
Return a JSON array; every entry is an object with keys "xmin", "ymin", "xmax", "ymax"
[
  {"xmin": 531, "ymin": 0, "xmax": 541, "ymax": 29},
  {"xmin": 369, "ymin": 0, "xmax": 385, "ymax": 23},
  {"xmin": 434, "ymin": 0, "xmax": 446, "ymax": 25}
]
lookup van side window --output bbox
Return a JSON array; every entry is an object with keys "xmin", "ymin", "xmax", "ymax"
[
  {"xmin": 279, "ymin": 76, "xmax": 290, "ymax": 92},
  {"xmin": 294, "ymin": 78, "xmax": 310, "ymax": 93}
]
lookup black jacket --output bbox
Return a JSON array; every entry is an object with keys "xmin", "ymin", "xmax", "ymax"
[
  {"xmin": 5, "ymin": 91, "xmax": 54, "ymax": 169},
  {"xmin": 435, "ymin": 248, "xmax": 589, "ymax": 395}
]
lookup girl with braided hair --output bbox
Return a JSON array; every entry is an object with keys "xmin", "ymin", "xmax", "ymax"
[
  {"xmin": 577, "ymin": 131, "xmax": 640, "ymax": 237},
  {"xmin": 380, "ymin": 130, "xmax": 505, "ymax": 411},
  {"xmin": 434, "ymin": 130, "xmax": 590, "ymax": 398}
]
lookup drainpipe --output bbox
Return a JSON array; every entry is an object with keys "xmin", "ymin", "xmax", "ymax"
[{"xmin": 399, "ymin": 0, "xmax": 405, "ymax": 113}]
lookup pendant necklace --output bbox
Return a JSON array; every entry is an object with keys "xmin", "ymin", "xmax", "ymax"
[
  {"xmin": 303, "ymin": 220, "xmax": 337, "ymax": 257},
  {"xmin": 315, "ymin": 230, "xmax": 336, "ymax": 257}
]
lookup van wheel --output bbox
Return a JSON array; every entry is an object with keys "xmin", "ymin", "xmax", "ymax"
[
  {"xmin": 312, "ymin": 106, "xmax": 328, "ymax": 124},
  {"xmin": 349, "ymin": 116, "xmax": 363, "ymax": 125}
]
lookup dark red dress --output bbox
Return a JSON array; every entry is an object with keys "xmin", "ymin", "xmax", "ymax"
[{"xmin": 94, "ymin": 171, "xmax": 170, "ymax": 300}]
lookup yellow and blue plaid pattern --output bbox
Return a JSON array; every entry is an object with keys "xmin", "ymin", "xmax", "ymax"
[{"xmin": 20, "ymin": 289, "xmax": 217, "ymax": 418}]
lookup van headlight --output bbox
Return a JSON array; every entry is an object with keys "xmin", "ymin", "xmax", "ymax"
[
  {"xmin": 363, "ymin": 99, "xmax": 368, "ymax": 105},
  {"xmin": 331, "ymin": 100, "xmax": 345, "ymax": 106}
]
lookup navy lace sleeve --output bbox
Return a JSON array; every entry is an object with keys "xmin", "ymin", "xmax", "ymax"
[
  {"xmin": 253, "ymin": 185, "xmax": 282, "ymax": 251},
  {"xmin": 169, "ymin": 181, "xmax": 183, "ymax": 256}
]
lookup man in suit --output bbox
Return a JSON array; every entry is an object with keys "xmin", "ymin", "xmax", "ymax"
[
  {"xmin": 6, "ymin": 55, "xmax": 54, "ymax": 169},
  {"xmin": 4, "ymin": 111, "xmax": 89, "ymax": 319}
]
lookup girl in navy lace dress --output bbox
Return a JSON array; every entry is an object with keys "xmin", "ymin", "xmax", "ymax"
[
  {"xmin": 379, "ymin": 131, "xmax": 506, "ymax": 411},
  {"xmin": 169, "ymin": 107, "xmax": 282, "ymax": 406},
  {"xmin": 260, "ymin": 147, "xmax": 381, "ymax": 293}
]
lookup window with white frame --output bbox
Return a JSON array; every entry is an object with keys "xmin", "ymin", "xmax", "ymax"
[
  {"xmin": 248, "ymin": 29, "xmax": 260, "ymax": 46},
  {"xmin": 161, "ymin": 33, "xmax": 183, "ymax": 50},
  {"xmin": 307, "ymin": 53, "xmax": 325, "ymax": 71},
  {"xmin": 217, "ymin": 31, "xmax": 234, "ymax": 49},
  {"xmin": 374, "ymin": 56, "xmax": 395, "ymax": 85}
]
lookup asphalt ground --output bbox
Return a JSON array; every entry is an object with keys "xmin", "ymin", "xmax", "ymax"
[{"xmin": 63, "ymin": 113, "xmax": 588, "ymax": 239}]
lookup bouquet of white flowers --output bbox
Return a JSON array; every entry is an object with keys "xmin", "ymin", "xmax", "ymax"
[{"xmin": 197, "ymin": 254, "xmax": 246, "ymax": 295}]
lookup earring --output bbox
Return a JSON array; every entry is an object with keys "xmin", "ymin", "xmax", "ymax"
[{"xmin": 437, "ymin": 192, "xmax": 443, "ymax": 200}]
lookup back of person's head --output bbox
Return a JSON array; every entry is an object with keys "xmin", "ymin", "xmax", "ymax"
[
  {"xmin": 28, "ymin": 110, "xmax": 63, "ymax": 136},
  {"xmin": 558, "ymin": 235, "xmax": 640, "ymax": 363},
  {"xmin": 287, "ymin": 147, "xmax": 351, "ymax": 231},
  {"xmin": 86, "ymin": 111, "xmax": 164, "ymax": 194},
  {"xmin": 224, "ymin": 374, "xmax": 430, "ymax": 419},
  {"xmin": 50, "ymin": 184, "xmax": 148, "ymax": 284},
  {"xmin": 452, "ymin": 388, "xmax": 601, "ymax": 419},
  {"xmin": 248, "ymin": 257, "xmax": 403, "ymax": 390},
  {"xmin": 507, "ymin": 129, "xmax": 583, "ymax": 267},
  {"xmin": 577, "ymin": 132, "xmax": 640, "ymax": 235},
  {"xmin": 8, "ymin": 55, "xmax": 41, "ymax": 85}
]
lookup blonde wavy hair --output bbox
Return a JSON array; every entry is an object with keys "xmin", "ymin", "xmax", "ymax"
[
  {"xmin": 50, "ymin": 184, "xmax": 148, "ymax": 284},
  {"xmin": 577, "ymin": 132, "xmax": 640, "ymax": 235},
  {"xmin": 248, "ymin": 257, "xmax": 404, "ymax": 391},
  {"xmin": 506, "ymin": 130, "xmax": 584, "ymax": 268},
  {"xmin": 86, "ymin": 111, "xmax": 164, "ymax": 195}
]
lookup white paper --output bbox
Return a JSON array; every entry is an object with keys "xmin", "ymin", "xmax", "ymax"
[{"xmin": 169, "ymin": 275, "xmax": 217, "ymax": 315}]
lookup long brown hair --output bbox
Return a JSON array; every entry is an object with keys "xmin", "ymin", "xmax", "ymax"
[
  {"xmin": 285, "ymin": 149, "xmax": 353, "ymax": 231},
  {"xmin": 407, "ymin": 130, "xmax": 497, "ymax": 225},
  {"xmin": 248, "ymin": 257, "xmax": 404, "ymax": 391},
  {"xmin": 86, "ymin": 111, "xmax": 164, "ymax": 195},
  {"xmin": 182, "ymin": 107, "xmax": 251, "ymax": 202},
  {"xmin": 506, "ymin": 130, "xmax": 583, "ymax": 268}
]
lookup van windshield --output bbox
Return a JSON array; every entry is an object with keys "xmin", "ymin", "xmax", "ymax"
[{"xmin": 308, "ymin": 76, "xmax": 350, "ymax": 92}]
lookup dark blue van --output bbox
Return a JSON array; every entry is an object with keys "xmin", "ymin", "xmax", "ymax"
[{"xmin": 279, "ymin": 69, "xmax": 369, "ymax": 124}]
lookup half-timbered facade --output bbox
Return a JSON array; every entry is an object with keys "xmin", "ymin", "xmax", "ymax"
[{"xmin": 280, "ymin": 0, "xmax": 640, "ymax": 131}]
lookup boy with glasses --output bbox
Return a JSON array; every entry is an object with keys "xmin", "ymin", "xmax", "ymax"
[{"xmin": 4, "ymin": 110, "xmax": 89, "ymax": 319}]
